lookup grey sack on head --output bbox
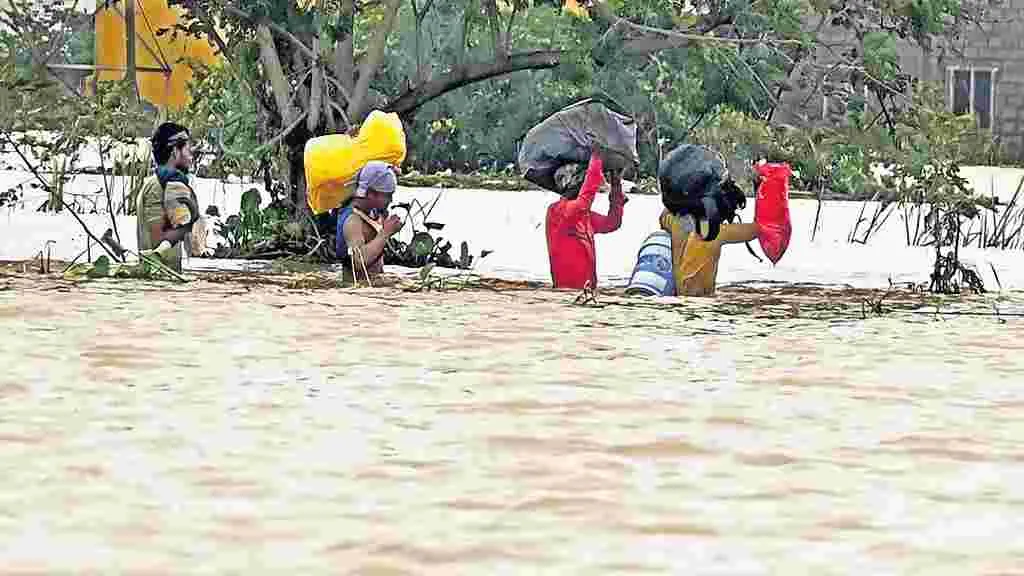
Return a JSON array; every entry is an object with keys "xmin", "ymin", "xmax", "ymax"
[{"xmin": 517, "ymin": 97, "xmax": 638, "ymax": 197}]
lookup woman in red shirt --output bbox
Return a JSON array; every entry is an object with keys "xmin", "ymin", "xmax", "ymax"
[{"xmin": 545, "ymin": 148, "xmax": 627, "ymax": 289}]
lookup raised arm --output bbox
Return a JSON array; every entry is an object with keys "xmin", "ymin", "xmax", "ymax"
[
  {"xmin": 562, "ymin": 149, "xmax": 605, "ymax": 215},
  {"xmin": 590, "ymin": 173, "xmax": 625, "ymax": 233}
]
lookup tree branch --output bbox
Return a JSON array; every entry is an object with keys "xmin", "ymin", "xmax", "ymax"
[
  {"xmin": 605, "ymin": 24, "xmax": 805, "ymax": 59},
  {"xmin": 180, "ymin": 0, "xmax": 271, "ymax": 116},
  {"xmin": 387, "ymin": 50, "xmax": 563, "ymax": 116},
  {"xmin": 308, "ymin": 37, "xmax": 323, "ymax": 132},
  {"xmin": 482, "ymin": 0, "xmax": 506, "ymax": 61},
  {"xmin": 333, "ymin": 0, "xmax": 355, "ymax": 95},
  {"xmin": 347, "ymin": 0, "xmax": 401, "ymax": 120},
  {"xmin": 328, "ymin": 100, "xmax": 351, "ymax": 129},
  {"xmin": 253, "ymin": 111, "xmax": 309, "ymax": 156},
  {"xmin": 291, "ymin": 49, "xmax": 312, "ymax": 114},
  {"xmin": 589, "ymin": 1, "xmax": 798, "ymax": 61},
  {"xmin": 325, "ymin": 85, "xmax": 339, "ymax": 133},
  {"xmin": 255, "ymin": 23, "xmax": 297, "ymax": 124},
  {"xmin": 419, "ymin": 0, "xmax": 437, "ymax": 19},
  {"xmin": 504, "ymin": 4, "xmax": 519, "ymax": 57},
  {"xmin": 323, "ymin": 74, "xmax": 353, "ymax": 110},
  {"xmin": 411, "ymin": 0, "xmax": 437, "ymax": 84},
  {"xmin": 225, "ymin": 6, "xmax": 317, "ymax": 62}
]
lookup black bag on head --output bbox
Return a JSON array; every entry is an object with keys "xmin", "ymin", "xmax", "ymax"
[
  {"xmin": 517, "ymin": 96, "xmax": 638, "ymax": 197},
  {"xmin": 658, "ymin": 144, "xmax": 746, "ymax": 242}
]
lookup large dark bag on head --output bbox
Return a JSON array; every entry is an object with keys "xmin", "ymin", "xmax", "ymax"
[
  {"xmin": 658, "ymin": 144, "xmax": 746, "ymax": 242},
  {"xmin": 517, "ymin": 96, "xmax": 639, "ymax": 197}
]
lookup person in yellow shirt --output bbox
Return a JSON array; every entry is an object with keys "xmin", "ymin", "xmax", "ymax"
[
  {"xmin": 653, "ymin": 143, "xmax": 765, "ymax": 297},
  {"xmin": 659, "ymin": 209, "xmax": 759, "ymax": 297}
]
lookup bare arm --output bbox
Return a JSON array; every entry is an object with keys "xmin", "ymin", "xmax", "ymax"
[
  {"xmin": 719, "ymin": 222, "xmax": 759, "ymax": 245},
  {"xmin": 157, "ymin": 224, "xmax": 191, "ymax": 245}
]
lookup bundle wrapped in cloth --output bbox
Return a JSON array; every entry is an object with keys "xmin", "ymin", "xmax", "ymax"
[
  {"xmin": 658, "ymin": 144, "xmax": 747, "ymax": 242},
  {"xmin": 305, "ymin": 110, "xmax": 407, "ymax": 215},
  {"xmin": 517, "ymin": 96, "xmax": 638, "ymax": 197}
]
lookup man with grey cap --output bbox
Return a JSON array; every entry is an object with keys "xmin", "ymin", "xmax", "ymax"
[{"xmin": 336, "ymin": 161, "xmax": 403, "ymax": 279}]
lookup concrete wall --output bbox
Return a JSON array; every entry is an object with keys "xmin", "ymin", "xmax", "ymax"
[{"xmin": 780, "ymin": 0, "xmax": 1024, "ymax": 162}]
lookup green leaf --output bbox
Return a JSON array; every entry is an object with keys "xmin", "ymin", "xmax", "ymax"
[{"xmin": 86, "ymin": 256, "xmax": 111, "ymax": 278}]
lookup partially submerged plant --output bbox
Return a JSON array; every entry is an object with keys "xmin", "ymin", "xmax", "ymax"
[
  {"xmin": 213, "ymin": 188, "xmax": 298, "ymax": 258},
  {"xmin": 385, "ymin": 196, "xmax": 490, "ymax": 271}
]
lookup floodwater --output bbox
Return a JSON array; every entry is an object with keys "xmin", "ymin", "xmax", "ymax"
[{"xmin": 1, "ymin": 273, "xmax": 1023, "ymax": 574}]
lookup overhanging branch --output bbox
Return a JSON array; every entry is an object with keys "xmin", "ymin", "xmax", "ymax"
[
  {"xmin": 224, "ymin": 5, "xmax": 317, "ymax": 62},
  {"xmin": 386, "ymin": 50, "xmax": 563, "ymax": 116}
]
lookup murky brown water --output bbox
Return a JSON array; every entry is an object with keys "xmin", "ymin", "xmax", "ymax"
[{"xmin": 1, "ymin": 274, "xmax": 1023, "ymax": 574}]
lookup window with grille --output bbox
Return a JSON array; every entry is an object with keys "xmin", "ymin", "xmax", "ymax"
[{"xmin": 948, "ymin": 67, "xmax": 996, "ymax": 129}]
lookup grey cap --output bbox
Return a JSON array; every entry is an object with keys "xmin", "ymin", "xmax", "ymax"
[{"xmin": 355, "ymin": 161, "xmax": 397, "ymax": 197}]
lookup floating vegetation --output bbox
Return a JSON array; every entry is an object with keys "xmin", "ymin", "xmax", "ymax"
[{"xmin": 62, "ymin": 253, "xmax": 187, "ymax": 283}]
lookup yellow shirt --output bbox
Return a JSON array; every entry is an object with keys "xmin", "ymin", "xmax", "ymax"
[{"xmin": 659, "ymin": 210, "xmax": 758, "ymax": 297}]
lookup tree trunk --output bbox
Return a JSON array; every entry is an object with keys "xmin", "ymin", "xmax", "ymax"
[
  {"xmin": 287, "ymin": 140, "xmax": 312, "ymax": 227},
  {"xmin": 309, "ymin": 37, "xmax": 323, "ymax": 133},
  {"xmin": 256, "ymin": 23, "xmax": 297, "ymax": 124},
  {"xmin": 482, "ymin": 0, "xmax": 506, "ymax": 61},
  {"xmin": 124, "ymin": 0, "xmax": 138, "ymax": 102},
  {"xmin": 292, "ymin": 49, "xmax": 311, "ymax": 116},
  {"xmin": 333, "ymin": 0, "xmax": 355, "ymax": 96},
  {"xmin": 347, "ymin": 0, "xmax": 402, "ymax": 122}
]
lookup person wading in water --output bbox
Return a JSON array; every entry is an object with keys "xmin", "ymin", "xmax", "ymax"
[
  {"xmin": 336, "ymin": 161, "xmax": 404, "ymax": 281},
  {"xmin": 545, "ymin": 145, "xmax": 627, "ymax": 290},
  {"xmin": 136, "ymin": 122, "xmax": 200, "ymax": 272}
]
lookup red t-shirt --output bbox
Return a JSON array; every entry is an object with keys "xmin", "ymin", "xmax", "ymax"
[{"xmin": 545, "ymin": 153, "xmax": 625, "ymax": 289}]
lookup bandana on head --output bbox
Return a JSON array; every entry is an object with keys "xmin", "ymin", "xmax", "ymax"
[{"xmin": 355, "ymin": 161, "xmax": 397, "ymax": 198}]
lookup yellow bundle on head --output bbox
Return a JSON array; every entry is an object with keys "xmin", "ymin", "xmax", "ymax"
[{"xmin": 305, "ymin": 110, "xmax": 407, "ymax": 214}]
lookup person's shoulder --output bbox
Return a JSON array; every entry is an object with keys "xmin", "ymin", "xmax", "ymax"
[
  {"xmin": 140, "ymin": 174, "xmax": 160, "ymax": 190},
  {"xmin": 164, "ymin": 179, "xmax": 192, "ymax": 194},
  {"xmin": 546, "ymin": 197, "xmax": 568, "ymax": 218},
  {"xmin": 341, "ymin": 207, "xmax": 363, "ymax": 233},
  {"xmin": 660, "ymin": 210, "xmax": 695, "ymax": 233},
  {"xmin": 138, "ymin": 174, "xmax": 162, "ymax": 202}
]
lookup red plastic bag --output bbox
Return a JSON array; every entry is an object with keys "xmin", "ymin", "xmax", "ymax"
[{"xmin": 754, "ymin": 162, "xmax": 793, "ymax": 265}]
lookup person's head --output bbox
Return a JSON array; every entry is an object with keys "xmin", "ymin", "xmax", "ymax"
[
  {"xmin": 152, "ymin": 122, "xmax": 192, "ymax": 171},
  {"xmin": 353, "ymin": 161, "xmax": 397, "ymax": 211},
  {"xmin": 554, "ymin": 164, "xmax": 585, "ymax": 199},
  {"xmin": 553, "ymin": 163, "xmax": 619, "ymax": 200}
]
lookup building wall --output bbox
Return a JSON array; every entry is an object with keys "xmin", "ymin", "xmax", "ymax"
[
  {"xmin": 779, "ymin": 1, "xmax": 1024, "ymax": 162},
  {"xmin": 933, "ymin": 0, "xmax": 1024, "ymax": 160}
]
